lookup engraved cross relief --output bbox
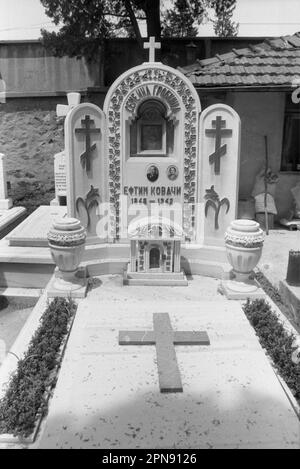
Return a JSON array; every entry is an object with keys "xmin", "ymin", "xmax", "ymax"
[
  {"xmin": 144, "ymin": 36, "xmax": 161, "ymax": 62},
  {"xmin": 205, "ymin": 116, "xmax": 232, "ymax": 174},
  {"xmin": 75, "ymin": 115, "xmax": 101, "ymax": 173},
  {"xmin": 119, "ymin": 313, "xmax": 210, "ymax": 393}
]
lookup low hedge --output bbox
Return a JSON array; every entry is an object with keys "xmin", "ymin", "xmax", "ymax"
[
  {"xmin": 0, "ymin": 297, "xmax": 76, "ymax": 438},
  {"xmin": 243, "ymin": 298, "xmax": 300, "ymax": 404}
]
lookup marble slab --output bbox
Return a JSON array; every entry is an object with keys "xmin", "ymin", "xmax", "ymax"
[
  {"xmin": 38, "ymin": 294, "xmax": 300, "ymax": 449},
  {"xmin": 7, "ymin": 206, "xmax": 67, "ymax": 247}
]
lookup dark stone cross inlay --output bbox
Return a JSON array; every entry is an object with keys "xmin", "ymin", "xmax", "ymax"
[
  {"xmin": 205, "ymin": 116, "xmax": 232, "ymax": 174},
  {"xmin": 119, "ymin": 313, "xmax": 210, "ymax": 393},
  {"xmin": 75, "ymin": 115, "xmax": 101, "ymax": 173}
]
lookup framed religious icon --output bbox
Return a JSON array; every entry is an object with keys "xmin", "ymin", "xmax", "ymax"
[
  {"xmin": 147, "ymin": 165, "xmax": 159, "ymax": 183},
  {"xmin": 167, "ymin": 165, "xmax": 179, "ymax": 181},
  {"xmin": 141, "ymin": 124, "xmax": 163, "ymax": 151}
]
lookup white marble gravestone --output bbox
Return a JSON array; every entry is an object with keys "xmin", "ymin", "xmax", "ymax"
[
  {"xmin": 50, "ymin": 151, "xmax": 67, "ymax": 206},
  {"xmin": 65, "ymin": 103, "xmax": 106, "ymax": 244},
  {"xmin": 199, "ymin": 104, "xmax": 241, "ymax": 247},
  {"xmin": 0, "ymin": 153, "xmax": 12, "ymax": 210}
]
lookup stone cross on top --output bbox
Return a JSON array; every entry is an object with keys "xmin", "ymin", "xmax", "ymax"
[
  {"xmin": 205, "ymin": 116, "xmax": 232, "ymax": 174},
  {"xmin": 144, "ymin": 37, "xmax": 161, "ymax": 62},
  {"xmin": 57, "ymin": 92, "xmax": 81, "ymax": 118},
  {"xmin": 119, "ymin": 313, "xmax": 210, "ymax": 393}
]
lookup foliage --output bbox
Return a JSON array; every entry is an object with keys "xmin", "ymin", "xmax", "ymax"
[
  {"xmin": 162, "ymin": 0, "xmax": 207, "ymax": 38},
  {"xmin": 255, "ymin": 270, "xmax": 300, "ymax": 331},
  {"xmin": 243, "ymin": 299, "xmax": 300, "ymax": 404},
  {"xmin": 211, "ymin": 0, "xmax": 239, "ymax": 37},
  {"xmin": 40, "ymin": 0, "xmax": 238, "ymax": 60},
  {"xmin": 0, "ymin": 298, "xmax": 76, "ymax": 438}
]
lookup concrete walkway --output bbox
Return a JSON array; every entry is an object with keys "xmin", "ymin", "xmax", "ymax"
[{"xmin": 38, "ymin": 276, "xmax": 300, "ymax": 449}]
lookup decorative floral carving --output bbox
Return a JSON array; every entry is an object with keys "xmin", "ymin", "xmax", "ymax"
[
  {"xmin": 107, "ymin": 67, "xmax": 198, "ymax": 240},
  {"xmin": 76, "ymin": 185, "xmax": 100, "ymax": 230},
  {"xmin": 204, "ymin": 186, "xmax": 230, "ymax": 230}
]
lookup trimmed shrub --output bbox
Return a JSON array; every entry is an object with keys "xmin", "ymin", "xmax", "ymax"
[
  {"xmin": 0, "ymin": 297, "xmax": 76, "ymax": 438},
  {"xmin": 243, "ymin": 299, "xmax": 300, "ymax": 404}
]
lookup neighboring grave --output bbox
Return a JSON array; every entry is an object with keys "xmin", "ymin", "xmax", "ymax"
[
  {"xmin": 0, "ymin": 153, "xmax": 26, "ymax": 238},
  {"xmin": 51, "ymin": 93, "xmax": 81, "ymax": 207},
  {"xmin": 50, "ymin": 151, "xmax": 67, "ymax": 207},
  {"xmin": 0, "ymin": 153, "xmax": 12, "ymax": 210}
]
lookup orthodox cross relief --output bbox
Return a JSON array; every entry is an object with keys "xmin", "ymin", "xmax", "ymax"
[
  {"xmin": 75, "ymin": 115, "xmax": 101, "ymax": 173},
  {"xmin": 144, "ymin": 36, "xmax": 161, "ymax": 62},
  {"xmin": 205, "ymin": 116, "xmax": 232, "ymax": 174}
]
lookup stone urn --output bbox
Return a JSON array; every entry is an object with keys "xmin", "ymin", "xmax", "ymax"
[
  {"xmin": 47, "ymin": 217, "xmax": 86, "ymax": 292},
  {"xmin": 224, "ymin": 219, "xmax": 264, "ymax": 283}
]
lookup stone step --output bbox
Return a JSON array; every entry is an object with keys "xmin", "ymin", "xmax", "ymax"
[
  {"xmin": 124, "ymin": 275, "xmax": 188, "ymax": 287},
  {"xmin": 126, "ymin": 271, "xmax": 185, "ymax": 280}
]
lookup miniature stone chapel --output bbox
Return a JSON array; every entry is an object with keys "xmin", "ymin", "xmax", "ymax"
[{"xmin": 2, "ymin": 38, "xmax": 243, "ymax": 292}]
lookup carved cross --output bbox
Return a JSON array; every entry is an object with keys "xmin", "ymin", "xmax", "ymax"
[
  {"xmin": 119, "ymin": 313, "xmax": 210, "ymax": 393},
  {"xmin": 144, "ymin": 36, "xmax": 161, "ymax": 62},
  {"xmin": 205, "ymin": 116, "xmax": 233, "ymax": 174},
  {"xmin": 56, "ymin": 92, "xmax": 81, "ymax": 118},
  {"xmin": 75, "ymin": 115, "xmax": 101, "ymax": 173}
]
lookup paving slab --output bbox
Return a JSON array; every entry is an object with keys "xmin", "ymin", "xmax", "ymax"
[{"xmin": 38, "ymin": 277, "xmax": 300, "ymax": 449}]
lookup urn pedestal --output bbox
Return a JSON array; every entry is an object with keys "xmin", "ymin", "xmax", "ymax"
[
  {"xmin": 47, "ymin": 217, "xmax": 88, "ymax": 298},
  {"xmin": 219, "ymin": 219, "xmax": 265, "ymax": 300}
]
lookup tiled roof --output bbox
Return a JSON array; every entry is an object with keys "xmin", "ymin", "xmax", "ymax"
[{"xmin": 179, "ymin": 33, "xmax": 300, "ymax": 88}]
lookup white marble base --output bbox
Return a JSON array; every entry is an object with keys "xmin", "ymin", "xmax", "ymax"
[
  {"xmin": 0, "ymin": 198, "xmax": 13, "ymax": 210},
  {"xmin": 219, "ymin": 279, "xmax": 265, "ymax": 300},
  {"xmin": 47, "ymin": 268, "xmax": 88, "ymax": 299},
  {"xmin": 0, "ymin": 207, "xmax": 26, "ymax": 235}
]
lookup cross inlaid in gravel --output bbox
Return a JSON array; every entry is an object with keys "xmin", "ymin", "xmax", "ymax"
[{"xmin": 119, "ymin": 313, "xmax": 210, "ymax": 393}]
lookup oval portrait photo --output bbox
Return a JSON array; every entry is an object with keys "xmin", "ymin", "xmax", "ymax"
[
  {"xmin": 167, "ymin": 165, "xmax": 179, "ymax": 181},
  {"xmin": 147, "ymin": 165, "xmax": 159, "ymax": 183}
]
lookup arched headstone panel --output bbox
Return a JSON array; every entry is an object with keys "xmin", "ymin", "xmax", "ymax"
[
  {"xmin": 104, "ymin": 63, "xmax": 201, "ymax": 242},
  {"xmin": 65, "ymin": 103, "xmax": 107, "ymax": 245},
  {"xmin": 199, "ymin": 104, "xmax": 241, "ymax": 247}
]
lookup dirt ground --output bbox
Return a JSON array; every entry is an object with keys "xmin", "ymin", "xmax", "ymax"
[
  {"xmin": 0, "ymin": 297, "xmax": 37, "ymax": 356},
  {"xmin": 258, "ymin": 227, "xmax": 300, "ymax": 288},
  {"xmin": 0, "ymin": 110, "xmax": 64, "ymax": 213}
]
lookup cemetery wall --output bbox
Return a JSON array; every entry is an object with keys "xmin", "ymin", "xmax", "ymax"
[{"xmin": 0, "ymin": 37, "xmax": 265, "ymax": 93}]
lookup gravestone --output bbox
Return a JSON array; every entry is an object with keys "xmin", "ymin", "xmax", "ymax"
[
  {"xmin": 119, "ymin": 312, "xmax": 210, "ymax": 393},
  {"xmin": 199, "ymin": 104, "xmax": 241, "ymax": 247},
  {"xmin": 0, "ymin": 153, "xmax": 12, "ymax": 210},
  {"xmin": 50, "ymin": 151, "xmax": 67, "ymax": 206},
  {"xmin": 65, "ymin": 103, "xmax": 106, "ymax": 244},
  {"xmin": 103, "ymin": 42, "xmax": 201, "ymax": 243}
]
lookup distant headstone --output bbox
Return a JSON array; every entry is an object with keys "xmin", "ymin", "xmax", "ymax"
[
  {"xmin": 0, "ymin": 153, "xmax": 12, "ymax": 210},
  {"xmin": 199, "ymin": 104, "xmax": 241, "ymax": 247},
  {"xmin": 50, "ymin": 151, "xmax": 67, "ymax": 206},
  {"xmin": 65, "ymin": 103, "xmax": 106, "ymax": 244},
  {"xmin": 56, "ymin": 92, "xmax": 81, "ymax": 118}
]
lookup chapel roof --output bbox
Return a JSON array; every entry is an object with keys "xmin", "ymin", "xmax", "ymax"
[
  {"xmin": 179, "ymin": 32, "xmax": 300, "ymax": 89},
  {"xmin": 128, "ymin": 216, "xmax": 183, "ymax": 240}
]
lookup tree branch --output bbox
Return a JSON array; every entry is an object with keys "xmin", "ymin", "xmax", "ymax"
[{"xmin": 123, "ymin": 0, "xmax": 143, "ymax": 48}]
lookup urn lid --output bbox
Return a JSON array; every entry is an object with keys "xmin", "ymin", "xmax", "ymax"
[
  {"xmin": 230, "ymin": 219, "xmax": 260, "ymax": 233},
  {"xmin": 52, "ymin": 217, "xmax": 82, "ymax": 232}
]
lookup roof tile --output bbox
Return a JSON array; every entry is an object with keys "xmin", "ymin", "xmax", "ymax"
[{"xmin": 180, "ymin": 32, "xmax": 300, "ymax": 87}]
